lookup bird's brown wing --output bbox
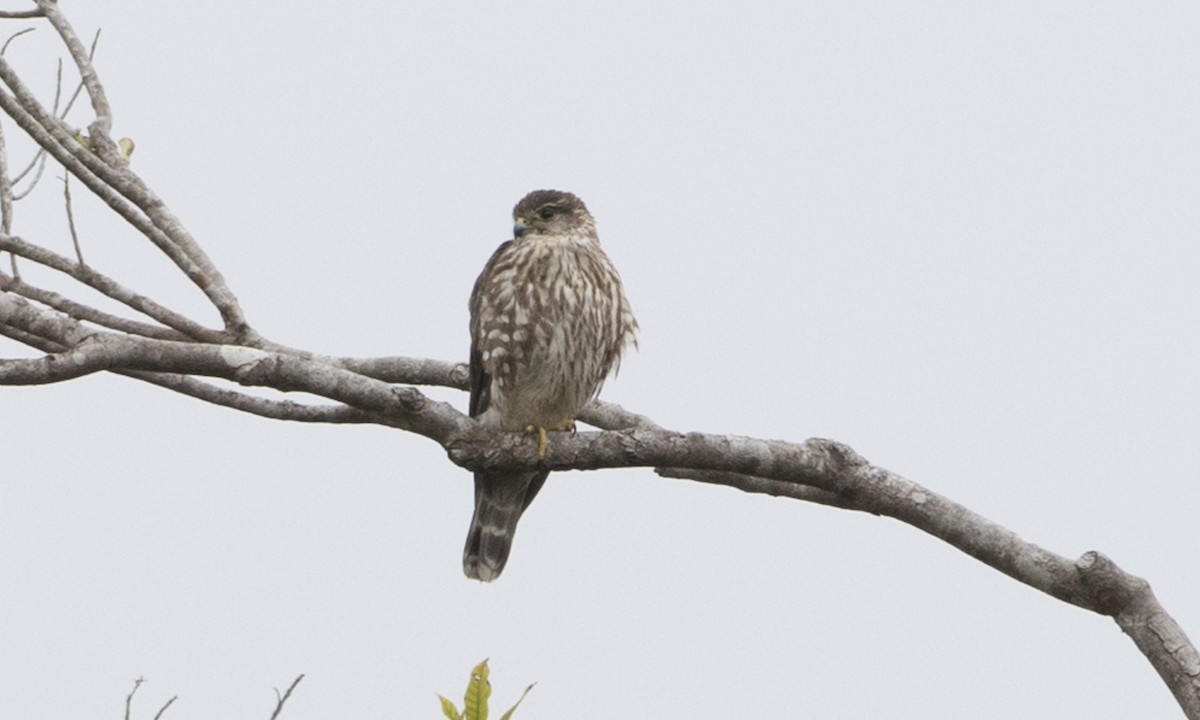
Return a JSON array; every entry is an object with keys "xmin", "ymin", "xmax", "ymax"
[
  {"xmin": 468, "ymin": 345, "xmax": 490, "ymax": 418},
  {"xmin": 467, "ymin": 240, "xmax": 512, "ymax": 419}
]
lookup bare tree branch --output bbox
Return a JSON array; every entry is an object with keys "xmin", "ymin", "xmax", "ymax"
[
  {"xmin": 151, "ymin": 695, "xmax": 177, "ymax": 720},
  {"xmin": 0, "ymin": 6, "xmax": 1196, "ymax": 718},
  {"xmin": 270, "ymin": 675, "xmax": 304, "ymax": 720},
  {"xmin": 0, "ymin": 119, "xmax": 12, "ymax": 243},
  {"xmin": 0, "ymin": 272, "xmax": 188, "ymax": 339},
  {"xmin": 0, "ymin": 10, "xmax": 42, "ymax": 20},
  {"xmin": 0, "ymin": 56, "xmax": 14, "ymax": 273},
  {"xmin": 448, "ymin": 428, "xmax": 1200, "ymax": 715},
  {"xmin": 5, "ymin": 268, "xmax": 1200, "ymax": 714},
  {"xmin": 35, "ymin": 2, "xmax": 110, "ymax": 145},
  {"xmin": 0, "ymin": 56, "xmax": 250, "ymax": 334},
  {"xmin": 0, "ymin": 316, "xmax": 58, "ymax": 349},
  {"xmin": 124, "ymin": 677, "xmax": 144, "ymax": 720},
  {"xmin": 0, "ymin": 25, "xmax": 33, "ymax": 54},
  {"xmin": 119, "ymin": 369, "xmax": 382, "ymax": 425},
  {"xmin": 335, "ymin": 354, "xmax": 469, "ymax": 388},
  {"xmin": 656, "ymin": 466, "xmax": 856, "ymax": 509},
  {"xmin": 0, "ymin": 292, "xmax": 466, "ymax": 440},
  {"xmin": 61, "ymin": 173, "xmax": 82, "ymax": 262},
  {"xmin": 13, "ymin": 45, "xmax": 91, "ymax": 197},
  {"xmin": 5, "ymin": 280, "xmax": 1199, "ymax": 715},
  {"xmin": 0, "ymin": 233, "xmax": 224, "ymax": 340},
  {"xmin": 10, "ymin": 139, "xmax": 45, "ymax": 196}
]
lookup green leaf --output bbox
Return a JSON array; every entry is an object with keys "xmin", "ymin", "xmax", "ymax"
[
  {"xmin": 463, "ymin": 659, "xmax": 492, "ymax": 720},
  {"xmin": 438, "ymin": 694, "xmax": 462, "ymax": 720},
  {"xmin": 498, "ymin": 683, "xmax": 536, "ymax": 720}
]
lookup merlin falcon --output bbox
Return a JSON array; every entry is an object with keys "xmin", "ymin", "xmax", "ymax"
[{"xmin": 463, "ymin": 190, "xmax": 637, "ymax": 581}]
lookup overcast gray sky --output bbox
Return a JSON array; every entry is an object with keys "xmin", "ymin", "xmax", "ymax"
[{"xmin": 2, "ymin": 2, "xmax": 1198, "ymax": 718}]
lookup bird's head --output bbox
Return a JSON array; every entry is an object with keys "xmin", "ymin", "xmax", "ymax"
[{"xmin": 512, "ymin": 190, "xmax": 595, "ymax": 240}]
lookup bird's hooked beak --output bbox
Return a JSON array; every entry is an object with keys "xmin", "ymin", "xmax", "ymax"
[{"xmin": 513, "ymin": 218, "xmax": 528, "ymax": 238}]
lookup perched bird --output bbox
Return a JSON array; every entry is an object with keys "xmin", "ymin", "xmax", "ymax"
[{"xmin": 463, "ymin": 190, "xmax": 637, "ymax": 581}]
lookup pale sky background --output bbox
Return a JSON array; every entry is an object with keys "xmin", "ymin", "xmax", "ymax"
[{"xmin": 2, "ymin": 2, "xmax": 1198, "ymax": 718}]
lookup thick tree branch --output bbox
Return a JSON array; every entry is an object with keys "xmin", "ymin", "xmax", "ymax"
[
  {"xmin": 445, "ymin": 427, "xmax": 1200, "ymax": 715},
  {"xmin": 445, "ymin": 429, "xmax": 1097, "ymax": 608},
  {"xmin": 0, "ymin": 292, "xmax": 466, "ymax": 440}
]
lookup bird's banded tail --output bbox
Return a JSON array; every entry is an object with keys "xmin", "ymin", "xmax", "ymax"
[{"xmin": 462, "ymin": 470, "xmax": 548, "ymax": 582}]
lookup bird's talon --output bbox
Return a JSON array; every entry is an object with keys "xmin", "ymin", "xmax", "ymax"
[
  {"xmin": 525, "ymin": 424, "xmax": 549, "ymax": 459},
  {"xmin": 547, "ymin": 417, "xmax": 576, "ymax": 434}
]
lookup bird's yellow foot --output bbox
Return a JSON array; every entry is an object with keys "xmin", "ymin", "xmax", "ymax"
[
  {"xmin": 550, "ymin": 418, "xmax": 577, "ymax": 434},
  {"xmin": 524, "ymin": 418, "xmax": 577, "ymax": 459},
  {"xmin": 525, "ymin": 424, "xmax": 550, "ymax": 459}
]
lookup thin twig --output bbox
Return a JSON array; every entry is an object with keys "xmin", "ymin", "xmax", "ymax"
[
  {"xmin": 61, "ymin": 173, "xmax": 82, "ymax": 263},
  {"xmin": 11, "ymin": 147, "xmax": 46, "ymax": 198},
  {"xmin": 51, "ymin": 54, "xmax": 61, "ymax": 113},
  {"xmin": 270, "ymin": 675, "xmax": 304, "ymax": 720},
  {"xmin": 10, "ymin": 57, "xmax": 59, "ymax": 195},
  {"xmin": 0, "ymin": 10, "xmax": 44, "ymax": 20},
  {"xmin": 152, "ymin": 695, "xmax": 178, "ymax": 720},
  {"xmin": 13, "ymin": 55, "xmax": 69, "ymax": 196},
  {"xmin": 124, "ymin": 677, "xmax": 145, "ymax": 720},
  {"xmin": 0, "ymin": 26, "xmax": 34, "ymax": 55},
  {"xmin": 57, "ymin": 29, "xmax": 95, "ymax": 121}
]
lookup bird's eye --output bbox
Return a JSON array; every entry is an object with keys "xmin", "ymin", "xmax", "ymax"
[{"xmin": 538, "ymin": 207, "xmax": 555, "ymax": 220}]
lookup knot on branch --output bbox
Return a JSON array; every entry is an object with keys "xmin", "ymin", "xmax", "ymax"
[
  {"xmin": 392, "ymin": 385, "xmax": 427, "ymax": 413},
  {"xmin": 798, "ymin": 437, "xmax": 868, "ymax": 496},
  {"xmin": 448, "ymin": 362, "xmax": 470, "ymax": 390},
  {"xmin": 223, "ymin": 346, "xmax": 278, "ymax": 386},
  {"xmin": 65, "ymin": 330, "xmax": 108, "ymax": 362},
  {"xmin": 1076, "ymin": 551, "xmax": 1150, "ymax": 617},
  {"xmin": 809, "ymin": 437, "xmax": 865, "ymax": 470},
  {"xmin": 445, "ymin": 423, "xmax": 541, "ymax": 473}
]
